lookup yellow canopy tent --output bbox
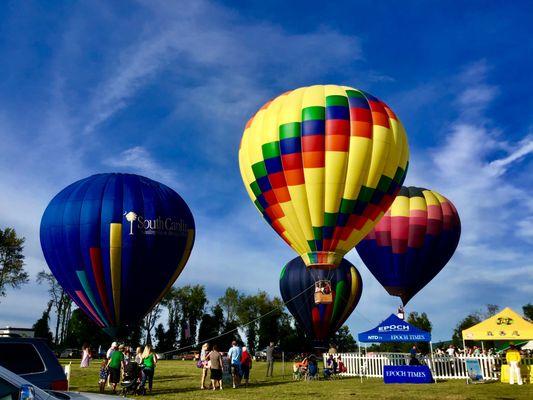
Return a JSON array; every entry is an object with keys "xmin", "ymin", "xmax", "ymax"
[
  {"xmin": 462, "ymin": 307, "xmax": 533, "ymax": 383},
  {"xmin": 462, "ymin": 307, "xmax": 533, "ymax": 341}
]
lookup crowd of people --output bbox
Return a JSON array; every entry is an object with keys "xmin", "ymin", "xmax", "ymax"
[
  {"xmin": 291, "ymin": 352, "xmax": 347, "ymax": 380},
  {"xmin": 79, "ymin": 341, "xmax": 158, "ymax": 395},
  {"xmin": 72, "ymin": 339, "xmax": 529, "ymax": 393},
  {"xmin": 433, "ymin": 344, "xmax": 496, "ymax": 357},
  {"xmin": 198, "ymin": 340, "xmax": 258, "ymax": 390}
]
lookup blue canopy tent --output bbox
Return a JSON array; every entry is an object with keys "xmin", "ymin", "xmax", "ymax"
[
  {"xmin": 357, "ymin": 314, "xmax": 434, "ymax": 383},
  {"xmin": 358, "ymin": 314, "xmax": 431, "ymax": 343}
]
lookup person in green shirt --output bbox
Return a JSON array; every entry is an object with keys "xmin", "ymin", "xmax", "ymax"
[
  {"xmin": 106, "ymin": 344, "xmax": 125, "ymax": 393},
  {"xmin": 140, "ymin": 344, "xmax": 158, "ymax": 394}
]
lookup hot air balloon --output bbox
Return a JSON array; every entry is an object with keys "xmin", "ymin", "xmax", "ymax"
[
  {"xmin": 280, "ymin": 256, "xmax": 362, "ymax": 348},
  {"xmin": 40, "ymin": 173, "xmax": 195, "ymax": 334},
  {"xmin": 239, "ymin": 85, "xmax": 409, "ymax": 272},
  {"xmin": 355, "ymin": 186, "xmax": 461, "ymax": 305}
]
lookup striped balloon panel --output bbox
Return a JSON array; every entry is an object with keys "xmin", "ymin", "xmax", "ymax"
[
  {"xmin": 356, "ymin": 186, "xmax": 460, "ymax": 305},
  {"xmin": 239, "ymin": 85, "xmax": 409, "ymax": 269},
  {"xmin": 279, "ymin": 256, "xmax": 362, "ymax": 345},
  {"xmin": 40, "ymin": 173, "xmax": 195, "ymax": 328}
]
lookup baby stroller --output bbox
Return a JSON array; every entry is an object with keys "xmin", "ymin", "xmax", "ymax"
[{"xmin": 121, "ymin": 361, "xmax": 141, "ymax": 396}]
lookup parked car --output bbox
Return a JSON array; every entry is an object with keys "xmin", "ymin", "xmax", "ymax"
[
  {"xmin": 0, "ymin": 338, "xmax": 68, "ymax": 390},
  {"xmin": 0, "ymin": 364, "xmax": 126, "ymax": 399},
  {"xmin": 171, "ymin": 352, "xmax": 198, "ymax": 361},
  {"xmin": 58, "ymin": 350, "xmax": 81, "ymax": 359}
]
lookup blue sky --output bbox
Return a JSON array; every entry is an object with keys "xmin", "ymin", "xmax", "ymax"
[{"xmin": 0, "ymin": 0, "xmax": 531, "ymax": 342}]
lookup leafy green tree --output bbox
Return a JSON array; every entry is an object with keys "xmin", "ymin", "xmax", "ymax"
[
  {"xmin": 523, "ymin": 303, "xmax": 533, "ymax": 321},
  {"xmin": 63, "ymin": 308, "xmax": 108, "ymax": 350},
  {"xmin": 162, "ymin": 288, "xmax": 181, "ymax": 334},
  {"xmin": 198, "ymin": 304, "xmax": 224, "ymax": 346},
  {"xmin": 142, "ymin": 305, "xmax": 162, "ymax": 346},
  {"xmin": 279, "ymin": 319, "xmax": 310, "ymax": 353},
  {"xmin": 37, "ymin": 271, "xmax": 72, "ymax": 345},
  {"xmin": 33, "ymin": 303, "xmax": 53, "ymax": 345},
  {"xmin": 218, "ymin": 319, "xmax": 242, "ymax": 351},
  {"xmin": 257, "ymin": 296, "xmax": 288, "ymax": 350},
  {"xmin": 485, "ymin": 304, "xmax": 500, "ymax": 318},
  {"xmin": 334, "ymin": 325, "xmax": 358, "ymax": 352},
  {"xmin": 452, "ymin": 312, "xmax": 482, "ymax": 347},
  {"xmin": 406, "ymin": 312, "xmax": 432, "ymax": 353},
  {"xmin": 0, "ymin": 227, "xmax": 28, "ymax": 300},
  {"xmin": 236, "ymin": 294, "xmax": 261, "ymax": 350},
  {"xmin": 154, "ymin": 323, "xmax": 166, "ymax": 351},
  {"xmin": 218, "ymin": 287, "xmax": 240, "ymax": 323},
  {"xmin": 408, "ymin": 312, "xmax": 432, "ymax": 332}
]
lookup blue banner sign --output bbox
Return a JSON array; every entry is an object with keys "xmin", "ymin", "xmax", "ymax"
[
  {"xmin": 465, "ymin": 358, "xmax": 483, "ymax": 381},
  {"xmin": 383, "ymin": 365, "xmax": 434, "ymax": 384}
]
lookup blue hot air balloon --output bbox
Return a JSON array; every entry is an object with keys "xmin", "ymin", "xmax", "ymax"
[
  {"xmin": 40, "ymin": 173, "xmax": 195, "ymax": 332},
  {"xmin": 279, "ymin": 256, "xmax": 362, "ymax": 348}
]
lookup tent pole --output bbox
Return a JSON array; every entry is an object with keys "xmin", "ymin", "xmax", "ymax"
[
  {"xmin": 429, "ymin": 341, "xmax": 436, "ymax": 384},
  {"xmin": 481, "ymin": 341, "xmax": 484, "ymax": 352},
  {"xmin": 358, "ymin": 341, "xmax": 362, "ymax": 383}
]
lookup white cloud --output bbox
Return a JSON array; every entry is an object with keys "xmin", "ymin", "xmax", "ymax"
[
  {"xmin": 401, "ymin": 61, "xmax": 533, "ymax": 339},
  {"xmin": 489, "ymin": 136, "xmax": 533, "ymax": 175},
  {"xmin": 104, "ymin": 146, "xmax": 178, "ymax": 187}
]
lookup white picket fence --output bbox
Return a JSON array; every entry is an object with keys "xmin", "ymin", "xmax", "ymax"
[{"xmin": 324, "ymin": 352, "xmax": 533, "ymax": 380}]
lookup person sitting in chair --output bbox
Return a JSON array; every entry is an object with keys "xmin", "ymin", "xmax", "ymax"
[{"xmin": 323, "ymin": 354, "xmax": 338, "ymax": 379}]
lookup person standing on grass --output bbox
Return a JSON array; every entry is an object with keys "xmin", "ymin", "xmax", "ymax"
[
  {"xmin": 98, "ymin": 359, "xmax": 108, "ymax": 393},
  {"xmin": 200, "ymin": 343, "xmax": 210, "ymax": 390},
  {"xmin": 106, "ymin": 344, "xmax": 125, "ymax": 394},
  {"xmin": 140, "ymin": 344, "xmax": 158, "ymax": 394},
  {"xmin": 134, "ymin": 346, "xmax": 143, "ymax": 364},
  {"xmin": 207, "ymin": 344, "xmax": 223, "ymax": 391},
  {"xmin": 80, "ymin": 343, "xmax": 91, "ymax": 368},
  {"xmin": 266, "ymin": 341, "xmax": 275, "ymax": 377},
  {"xmin": 105, "ymin": 341, "xmax": 117, "ymax": 388},
  {"xmin": 240, "ymin": 346, "xmax": 252, "ymax": 387},
  {"xmin": 106, "ymin": 341, "xmax": 117, "ymax": 359},
  {"xmin": 506, "ymin": 344, "xmax": 523, "ymax": 385},
  {"xmin": 227, "ymin": 340, "xmax": 242, "ymax": 388}
]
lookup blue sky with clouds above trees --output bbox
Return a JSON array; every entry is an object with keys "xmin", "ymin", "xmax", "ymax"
[{"xmin": 0, "ymin": 0, "xmax": 532, "ymax": 341}]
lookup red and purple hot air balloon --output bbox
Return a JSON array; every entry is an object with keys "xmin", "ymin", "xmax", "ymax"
[{"xmin": 355, "ymin": 186, "xmax": 461, "ymax": 305}]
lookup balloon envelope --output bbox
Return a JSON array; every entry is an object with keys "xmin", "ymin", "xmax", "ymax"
[
  {"xmin": 356, "ymin": 186, "xmax": 461, "ymax": 305},
  {"xmin": 279, "ymin": 256, "xmax": 363, "ymax": 348},
  {"xmin": 40, "ymin": 173, "xmax": 195, "ymax": 330},
  {"xmin": 239, "ymin": 85, "xmax": 409, "ymax": 270}
]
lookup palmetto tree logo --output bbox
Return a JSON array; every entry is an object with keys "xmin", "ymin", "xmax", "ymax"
[{"xmin": 124, "ymin": 211, "xmax": 138, "ymax": 235}]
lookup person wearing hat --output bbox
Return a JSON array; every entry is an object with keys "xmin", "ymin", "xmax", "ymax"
[
  {"xmin": 506, "ymin": 344, "xmax": 523, "ymax": 385},
  {"xmin": 106, "ymin": 342, "xmax": 118, "ymax": 359},
  {"xmin": 105, "ymin": 342, "xmax": 118, "ymax": 387},
  {"xmin": 106, "ymin": 344, "xmax": 125, "ymax": 394}
]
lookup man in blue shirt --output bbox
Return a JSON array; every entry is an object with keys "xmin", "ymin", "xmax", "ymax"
[{"xmin": 227, "ymin": 341, "xmax": 242, "ymax": 388}]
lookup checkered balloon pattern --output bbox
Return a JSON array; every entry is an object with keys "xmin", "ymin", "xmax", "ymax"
[
  {"xmin": 239, "ymin": 85, "xmax": 409, "ymax": 269},
  {"xmin": 356, "ymin": 186, "xmax": 461, "ymax": 305}
]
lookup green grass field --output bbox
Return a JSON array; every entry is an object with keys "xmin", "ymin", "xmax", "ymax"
[{"xmin": 63, "ymin": 359, "xmax": 532, "ymax": 400}]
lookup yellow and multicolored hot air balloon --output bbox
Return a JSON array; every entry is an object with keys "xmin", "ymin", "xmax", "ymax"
[
  {"xmin": 356, "ymin": 186, "xmax": 461, "ymax": 305},
  {"xmin": 239, "ymin": 85, "xmax": 409, "ymax": 270}
]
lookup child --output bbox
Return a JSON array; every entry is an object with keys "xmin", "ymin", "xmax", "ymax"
[{"xmin": 98, "ymin": 359, "xmax": 108, "ymax": 393}]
